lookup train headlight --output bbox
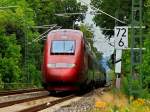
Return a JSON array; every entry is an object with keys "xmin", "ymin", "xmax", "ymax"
[
  {"xmin": 67, "ymin": 64, "xmax": 75, "ymax": 68},
  {"xmin": 47, "ymin": 64, "xmax": 56, "ymax": 68},
  {"xmin": 47, "ymin": 63, "xmax": 75, "ymax": 68}
]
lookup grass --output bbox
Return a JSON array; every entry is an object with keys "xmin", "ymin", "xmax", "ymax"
[{"xmin": 91, "ymin": 90, "xmax": 150, "ymax": 112}]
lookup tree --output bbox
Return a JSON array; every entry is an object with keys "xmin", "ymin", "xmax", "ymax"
[
  {"xmin": 91, "ymin": 0, "xmax": 131, "ymax": 37},
  {"xmin": 141, "ymin": 0, "xmax": 150, "ymax": 92},
  {"xmin": 0, "ymin": 0, "xmax": 41, "ymax": 88},
  {"xmin": 0, "ymin": 31, "xmax": 21, "ymax": 89},
  {"xmin": 26, "ymin": 0, "xmax": 87, "ymax": 30},
  {"xmin": 80, "ymin": 24, "xmax": 102, "ymax": 60}
]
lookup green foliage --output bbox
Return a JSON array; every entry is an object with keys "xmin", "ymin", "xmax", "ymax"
[
  {"xmin": 80, "ymin": 24, "xmax": 93, "ymax": 46},
  {"xmin": 0, "ymin": 33, "xmax": 21, "ymax": 89},
  {"xmin": 122, "ymin": 75, "xmax": 150, "ymax": 99},
  {"xmin": 26, "ymin": 0, "xmax": 87, "ymax": 30},
  {"xmin": 141, "ymin": 0, "xmax": 150, "ymax": 92},
  {"xmin": 142, "ymin": 36, "xmax": 150, "ymax": 91},
  {"xmin": 80, "ymin": 24, "xmax": 102, "ymax": 59},
  {"xmin": 91, "ymin": 0, "xmax": 131, "ymax": 36},
  {"xmin": 0, "ymin": 0, "xmax": 37, "ymax": 89}
]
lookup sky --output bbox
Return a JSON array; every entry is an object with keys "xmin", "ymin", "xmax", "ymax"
[{"xmin": 78, "ymin": 0, "xmax": 114, "ymax": 57}]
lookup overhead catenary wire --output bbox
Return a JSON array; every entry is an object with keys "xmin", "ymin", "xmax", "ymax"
[
  {"xmin": 28, "ymin": 24, "xmax": 62, "ymax": 44},
  {"xmin": 79, "ymin": 0, "xmax": 126, "ymax": 24},
  {"xmin": 31, "ymin": 24, "xmax": 58, "ymax": 29},
  {"xmin": 31, "ymin": 27, "xmax": 56, "ymax": 43},
  {"xmin": 55, "ymin": 11, "xmax": 102, "ymax": 16}
]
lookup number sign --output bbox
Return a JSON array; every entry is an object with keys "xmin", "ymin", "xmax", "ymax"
[{"xmin": 115, "ymin": 26, "xmax": 128, "ymax": 49}]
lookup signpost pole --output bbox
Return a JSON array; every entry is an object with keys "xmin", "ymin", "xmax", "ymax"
[{"xmin": 115, "ymin": 49, "xmax": 122, "ymax": 89}]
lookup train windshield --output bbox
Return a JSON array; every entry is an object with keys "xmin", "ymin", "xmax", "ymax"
[{"xmin": 51, "ymin": 40, "xmax": 75, "ymax": 54}]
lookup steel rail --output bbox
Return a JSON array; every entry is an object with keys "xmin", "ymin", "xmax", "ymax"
[
  {"xmin": 0, "ymin": 88, "xmax": 45, "ymax": 96},
  {"xmin": 0, "ymin": 94, "xmax": 49, "ymax": 108},
  {"xmin": 18, "ymin": 95, "xmax": 75, "ymax": 112}
]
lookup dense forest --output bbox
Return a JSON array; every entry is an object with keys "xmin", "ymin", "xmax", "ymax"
[
  {"xmin": 0, "ymin": 0, "xmax": 87, "ymax": 89},
  {"xmin": 91, "ymin": 0, "xmax": 150, "ymax": 98}
]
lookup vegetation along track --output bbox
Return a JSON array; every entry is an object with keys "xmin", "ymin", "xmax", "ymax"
[{"xmin": 0, "ymin": 88, "xmax": 45, "ymax": 96}]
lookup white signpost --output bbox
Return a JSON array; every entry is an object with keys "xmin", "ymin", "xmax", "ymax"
[
  {"xmin": 114, "ymin": 26, "xmax": 128, "ymax": 74},
  {"xmin": 114, "ymin": 26, "xmax": 128, "ymax": 89},
  {"xmin": 115, "ymin": 26, "xmax": 128, "ymax": 49}
]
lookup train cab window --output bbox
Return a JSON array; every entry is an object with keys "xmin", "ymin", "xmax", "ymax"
[{"xmin": 51, "ymin": 40, "xmax": 75, "ymax": 55}]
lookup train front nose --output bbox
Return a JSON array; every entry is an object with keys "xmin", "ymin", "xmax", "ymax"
[{"xmin": 45, "ymin": 63, "xmax": 78, "ymax": 82}]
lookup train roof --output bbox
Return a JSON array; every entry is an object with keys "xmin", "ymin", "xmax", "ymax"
[{"xmin": 48, "ymin": 29, "xmax": 83, "ymax": 36}]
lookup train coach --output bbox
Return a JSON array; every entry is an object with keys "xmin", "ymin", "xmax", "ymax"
[{"xmin": 42, "ymin": 29, "xmax": 106, "ymax": 93}]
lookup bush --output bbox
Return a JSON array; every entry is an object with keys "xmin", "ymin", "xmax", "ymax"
[{"xmin": 122, "ymin": 75, "xmax": 150, "ymax": 99}]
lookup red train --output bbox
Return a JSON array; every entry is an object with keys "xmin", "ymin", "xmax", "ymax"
[{"xmin": 42, "ymin": 29, "xmax": 105, "ymax": 93}]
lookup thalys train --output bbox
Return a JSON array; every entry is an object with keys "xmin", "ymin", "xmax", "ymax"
[{"xmin": 42, "ymin": 29, "xmax": 106, "ymax": 93}]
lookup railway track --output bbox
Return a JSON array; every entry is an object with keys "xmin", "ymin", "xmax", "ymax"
[
  {"xmin": 0, "ymin": 94, "xmax": 49, "ymax": 108},
  {"xmin": 0, "ymin": 88, "xmax": 45, "ymax": 96},
  {"xmin": 0, "ymin": 89, "xmax": 74, "ymax": 112},
  {"xmin": 0, "ymin": 90, "xmax": 76, "ymax": 112},
  {"xmin": 0, "ymin": 87, "xmax": 110, "ymax": 112},
  {"xmin": 19, "ymin": 95, "xmax": 75, "ymax": 112}
]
